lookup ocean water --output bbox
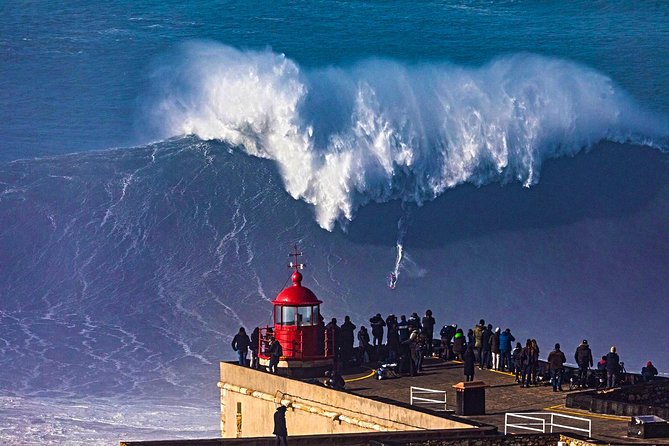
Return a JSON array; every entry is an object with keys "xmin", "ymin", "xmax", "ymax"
[{"xmin": 1, "ymin": 1, "xmax": 668, "ymax": 444}]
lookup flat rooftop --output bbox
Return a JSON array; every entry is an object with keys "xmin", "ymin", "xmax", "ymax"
[{"xmin": 343, "ymin": 357, "xmax": 668, "ymax": 445}]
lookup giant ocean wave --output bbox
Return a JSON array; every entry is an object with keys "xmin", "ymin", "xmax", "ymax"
[{"xmin": 146, "ymin": 42, "xmax": 669, "ymax": 230}]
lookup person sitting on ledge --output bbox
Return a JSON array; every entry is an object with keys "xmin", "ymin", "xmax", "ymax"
[{"xmin": 641, "ymin": 361, "xmax": 658, "ymax": 382}]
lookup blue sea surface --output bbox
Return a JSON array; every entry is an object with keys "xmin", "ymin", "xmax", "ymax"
[{"xmin": 0, "ymin": 1, "xmax": 668, "ymax": 444}]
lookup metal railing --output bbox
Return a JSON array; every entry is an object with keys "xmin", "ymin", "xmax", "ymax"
[
  {"xmin": 258, "ymin": 326, "xmax": 335, "ymax": 360},
  {"xmin": 410, "ymin": 386, "xmax": 448, "ymax": 411},
  {"xmin": 504, "ymin": 412, "xmax": 591, "ymax": 438}
]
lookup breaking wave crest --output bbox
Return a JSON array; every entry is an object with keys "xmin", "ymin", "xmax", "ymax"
[{"xmin": 146, "ymin": 41, "xmax": 669, "ymax": 230}]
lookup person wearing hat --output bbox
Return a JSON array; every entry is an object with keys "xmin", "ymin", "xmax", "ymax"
[
  {"xmin": 574, "ymin": 339, "xmax": 593, "ymax": 388},
  {"xmin": 641, "ymin": 361, "xmax": 658, "ymax": 382},
  {"xmin": 273, "ymin": 405, "xmax": 288, "ymax": 445}
]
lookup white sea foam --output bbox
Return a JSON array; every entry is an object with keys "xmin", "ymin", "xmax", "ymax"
[{"xmin": 147, "ymin": 42, "xmax": 669, "ymax": 230}]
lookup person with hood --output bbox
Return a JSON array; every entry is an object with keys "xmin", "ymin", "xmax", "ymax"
[
  {"xmin": 606, "ymin": 346, "xmax": 621, "ymax": 388},
  {"xmin": 574, "ymin": 339, "xmax": 593, "ymax": 388},
  {"xmin": 641, "ymin": 361, "xmax": 658, "ymax": 382},
  {"xmin": 231, "ymin": 327, "xmax": 251, "ymax": 366},
  {"xmin": 463, "ymin": 345, "xmax": 476, "ymax": 382},
  {"xmin": 421, "ymin": 310, "xmax": 436, "ymax": 356},
  {"xmin": 452, "ymin": 328, "xmax": 466, "ymax": 360},
  {"xmin": 547, "ymin": 343, "xmax": 567, "ymax": 391},
  {"xmin": 369, "ymin": 313, "xmax": 386, "ymax": 347},
  {"xmin": 499, "ymin": 328, "xmax": 515, "ymax": 372},
  {"xmin": 473, "ymin": 319, "xmax": 485, "ymax": 364},
  {"xmin": 480, "ymin": 324, "xmax": 493, "ymax": 369},
  {"xmin": 339, "ymin": 316, "xmax": 356, "ymax": 365},
  {"xmin": 273, "ymin": 405, "xmax": 288, "ymax": 445},
  {"xmin": 490, "ymin": 327, "xmax": 501, "ymax": 370}
]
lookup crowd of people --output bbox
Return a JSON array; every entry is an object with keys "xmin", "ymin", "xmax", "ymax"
[{"xmin": 231, "ymin": 311, "xmax": 660, "ymax": 389}]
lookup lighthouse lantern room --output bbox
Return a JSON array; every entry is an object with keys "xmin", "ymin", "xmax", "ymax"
[{"xmin": 258, "ymin": 247, "xmax": 335, "ymax": 377}]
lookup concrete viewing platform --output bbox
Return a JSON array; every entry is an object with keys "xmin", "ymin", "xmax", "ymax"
[
  {"xmin": 122, "ymin": 358, "xmax": 669, "ymax": 446},
  {"xmin": 343, "ymin": 356, "xmax": 669, "ymax": 445}
]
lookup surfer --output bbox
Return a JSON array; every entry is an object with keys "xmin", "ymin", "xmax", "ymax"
[{"xmin": 388, "ymin": 272, "xmax": 397, "ymax": 289}]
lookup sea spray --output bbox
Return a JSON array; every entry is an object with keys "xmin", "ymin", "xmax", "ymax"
[{"xmin": 147, "ymin": 42, "xmax": 669, "ymax": 231}]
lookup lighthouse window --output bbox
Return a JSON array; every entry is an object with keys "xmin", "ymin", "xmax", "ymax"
[
  {"xmin": 312, "ymin": 305, "xmax": 319, "ymax": 324},
  {"xmin": 297, "ymin": 306, "xmax": 312, "ymax": 326},
  {"xmin": 281, "ymin": 306, "xmax": 296, "ymax": 326}
]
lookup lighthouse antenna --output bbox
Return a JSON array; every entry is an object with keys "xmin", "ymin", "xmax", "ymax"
[{"xmin": 288, "ymin": 245, "xmax": 306, "ymax": 271}]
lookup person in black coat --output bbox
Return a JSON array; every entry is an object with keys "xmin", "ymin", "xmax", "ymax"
[
  {"xmin": 386, "ymin": 314, "xmax": 400, "ymax": 362},
  {"xmin": 606, "ymin": 346, "xmax": 621, "ymax": 388},
  {"xmin": 421, "ymin": 310, "xmax": 436, "ymax": 356},
  {"xmin": 267, "ymin": 336, "xmax": 283, "ymax": 374},
  {"xmin": 250, "ymin": 327, "xmax": 260, "ymax": 369},
  {"xmin": 339, "ymin": 316, "xmax": 356, "ymax": 365},
  {"xmin": 273, "ymin": 405, "xmax": 288, "ymax": 446},
  {"xmin": 641, "ymin": 361, "xmax": 658, "ymax": 382},
  {"xmin": 547, "ymin": 343, "xmax": 566, "ymax": 392},
  {"xmin": 480, "ymin": 324, "xmax": 492, "ymax": 369},
  {"xmin": 463, "ymin": 345, "xmax": 476, "ymax": 382},
  {"xmin": 574, "ymin": 339, "xmax": 593, "ymax": 388},
  {"xmin": 231, "ymin": 327, "xmax": 251, "ymax": 366},
  {"xmin": 369, "ymin": 313, "xmax": 386, "ymax": 347}
]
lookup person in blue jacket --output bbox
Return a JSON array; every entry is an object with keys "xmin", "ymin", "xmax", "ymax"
[{"xmin": 499, "ymin": 328, "xmax": 515, "ymax": 372}]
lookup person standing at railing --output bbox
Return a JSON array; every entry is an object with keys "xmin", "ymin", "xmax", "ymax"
[
  {"xmin": 369, "ymin": 313, "xmax": 386, "ymax": 348},
  {"xmin": 530, "ymin": 339, "xmax": 540, "ymax": 385},
  {"xmin": 357, "ymin": 326, "xmax": 371, "ymax": 364},
  {"xmin": 490, "ymin": 328, "xmax": 501, "ymax": 370},
  {"xmin": 480, "ymin": 324, "xmax": 493, "ymax": 369},
  {"xmin": 267, "ymin": 335, "xmax": 283, "ymax": 374},
  {"xmin": 574, "ymin": 339, "xmax": 593, "ymax": 388},
  {"xmin": 421, "ymin": 310, "xmax": 436, "ymax": 357},
  {"xmin": 339, "ymin": 316, "xmax": 356, "ymax": 366},
  {"xmin": 606, "ymin": 346, "xmax": 621, "ymax": 388},
  {"xmin": 250, "ymin": 327, "xmax": 260, "ymax": 369},
  {"xmin": 520, "ymin": 339, "xmax": 533, "ymax": 388},
  {"xmin": 231, "ymin": 327, "xmax": 251, "ymax": 366},
  {"xmin": 547, "ymin": 343, "xmax": 566, "ymax": 392},
  {"xmin": 499, "ymin": 328, "xmax": 515, "ymax": 372}
]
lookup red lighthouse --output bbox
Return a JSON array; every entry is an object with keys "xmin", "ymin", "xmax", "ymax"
[{"xmin": 258, "ymin": 247, "xmax": 335, "ymax": 377}]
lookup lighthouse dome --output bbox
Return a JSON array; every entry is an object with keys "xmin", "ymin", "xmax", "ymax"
[{"xmin": 273, "ymin": 271, "xmax": 322, "ymax": 305}]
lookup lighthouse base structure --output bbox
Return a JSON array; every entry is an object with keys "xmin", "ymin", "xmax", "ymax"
[{"xmin": 258, "ymin": 357, "xmax": 335, "ymax": 378}]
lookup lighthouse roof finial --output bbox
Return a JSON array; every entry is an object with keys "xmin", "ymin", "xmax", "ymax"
[
  {"xmin": 288, "ymin": 245, "xmax": 305, "ymax": 285},
  {"xmin": 274, "ymin": 245, "xmax": 320, "ymax": 304}
]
